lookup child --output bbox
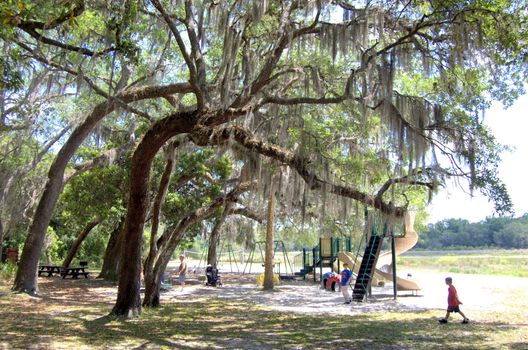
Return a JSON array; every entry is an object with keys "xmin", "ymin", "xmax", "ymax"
[
  {"xmin": 439, "ymin": 277, "xmax": 469, "ymax": 324},
  {"xmin": 340, "ymin": 263, "xmax": 352, "ymax": 304},
  {"xmin": 178, "ymin": 254, "xmax": 187, "ymax": 290}
]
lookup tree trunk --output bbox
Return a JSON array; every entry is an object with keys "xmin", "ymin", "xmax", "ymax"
[
  {"xmin": 0, "ymin": 219, "xmax": 4, "ymax": 259},
  {"xmin": 263, "ymin": 180, "xmax": 276, "ymax": 290},
  {"xmin": 112, "ymin": 110, "xmax": 199, "ymax": 317},
  {"xmin": 142, "ymin": 251, "xmax": 170, "ymax": 307},
  {"xmin": 143, "ymin": 219, "xmax": 195, "ymax": 307},
  {"xmin": 99, "ymin": 218, "xmax": 125, "ymax": 280},
  {"xmin": 207, "ymin": 204, "xmax": 230, "ymax": 268},
  {"xmin": 12, "ymin": 83, "xmax": 191, "ymax": 293},
  {"xmin": 13, "ymin": 169, "xmax": 64, "ymax": 293},
  {"xmin": 142, "ymin": 182, "xmax": 252, "ymax": 307},
  {"xmin": 143, "ymin": 143, "xmax": 176, "ymax": 280},
  {"xmin": 62, "ymin": 219, "xmax": 100, "ymax": 268},
  {"xmin": 112, "ymin": 105, "xmax": 247, "ymax": 315}
]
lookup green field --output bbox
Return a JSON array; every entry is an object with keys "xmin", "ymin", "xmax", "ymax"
[{"xmin": 398, "ymin": 249, "xmax": 528, "ymax": 277}]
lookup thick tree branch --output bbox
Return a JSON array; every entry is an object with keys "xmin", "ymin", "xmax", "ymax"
[
  {"xmin": 228, "ymin": 206, "xmax": 264, "ymax": 224},
  {"xmin": 191, "ymin": 125, "xmax": 406, "ymax": 217},
  {"xmin": 63, "ymin": 143, "xmax": 134, "ymax": 184},
  {"xmin": 15, "ymin": 1, "xmax": 115, "ymax": 57},
  {"xmin": 375, "ymin": 170, "xmax": 436, "ymax": 202}
]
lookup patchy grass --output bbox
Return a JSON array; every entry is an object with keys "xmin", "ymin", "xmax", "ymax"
[
  {"xmin": 1, "ymin": 276, "xmax": 527, "ymax": 349},
  {"xmin": 0, "ymin": 262, "xmax": 17, "ymax": 280},
  {"xmin": 399, "ymin": 250, "xmax": 528, "ymax": 277}
]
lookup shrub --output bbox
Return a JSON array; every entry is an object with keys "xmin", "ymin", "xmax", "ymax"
[{"xmin": 0, "ymin": 261, "xmax": 18, "ymax": 280}]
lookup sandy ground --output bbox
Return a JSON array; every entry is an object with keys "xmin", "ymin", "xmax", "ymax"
[{"xmin": 158, "ymin": 267, "xmax": 528, "ymax": 319}]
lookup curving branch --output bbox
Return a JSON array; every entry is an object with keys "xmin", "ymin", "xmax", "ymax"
[
  {"xmin": 18, "ymin": 26, "xmax": 116, "ymax": 57},
  {"xmin": 191, "ymin": 125, "xmax": 407, "ymax": 217},
  {"xmin": 230, "ymin": 1, "xmax": 321, "ymax": 109},
  {"xmin": 150, "ymin": 0, "xmax": 205, "ymax": 110},
  {"xmin": 228, "ymin": 206, "xmax": 264, "ymax": 224},
  {"xmin": 375, "ymin": 169, "xmax": 436, "ymax": 203},
  {"xmin": 155, "ymin": 181, "xmax": 254, "ymax": 258},
  {"xmin": 15, "ymin": 1, "xmax": 116, "ymax": 57}
]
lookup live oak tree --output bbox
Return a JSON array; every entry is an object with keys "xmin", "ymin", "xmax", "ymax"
[
  {"xmin": 1, "ymin": 1, "xmax": 525, "ymax": 317},
  {"xmin": 112, "ymin": 0, "xmax": 527, "ymax": 317}
]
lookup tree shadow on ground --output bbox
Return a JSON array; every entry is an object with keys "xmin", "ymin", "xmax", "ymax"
[{"xmin": 1, "ymin": 277, "xmax": 526, "ymax": 349}]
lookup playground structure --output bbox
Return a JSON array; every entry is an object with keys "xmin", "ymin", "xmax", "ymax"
[{"xmin": 294, "ymin": 211, "xmax": 421, "ymax": 301}]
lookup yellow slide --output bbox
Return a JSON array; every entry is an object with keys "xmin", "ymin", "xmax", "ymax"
[
  {"xmin": 337, "ymin": 211, "xmax": 420, "ymax": 291},
  {"xmin": 375, "ymin": 211, "xmax": 420, "ymax": 291},
  {"xmin": 337, "ymin": 251, "xmax": 386, "ymax": 287}
]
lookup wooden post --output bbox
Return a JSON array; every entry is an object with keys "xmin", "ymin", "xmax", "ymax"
[
  {"xmin": 302, "ymin": 248, "xmax": 306, "ymax": 280},
  {"xmin": 312, "ymin": 247, "xmax": 316, "ymax": 283},
  {"xmin": 391, "ymin": 228, "xmax": 398, "ymax": 300},
  {"xmin": 319, "ymin": 237, "xmax": 322, "ymax": 285},
  {"xmin": 263, "ymin": 180, "xmax": 276, "ymax": 290}
]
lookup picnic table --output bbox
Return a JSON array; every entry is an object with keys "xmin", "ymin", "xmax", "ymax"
[
  {"xmin": 38, "ymin": 265, "xmax": 62, "ymax": 277},
  {"xmin": 38, "ymin": 265, "xmax": 89, "ymax": 279},
  {"xmin": 61, "ymin": 267, "xmax": 89, "ymax": 279}
]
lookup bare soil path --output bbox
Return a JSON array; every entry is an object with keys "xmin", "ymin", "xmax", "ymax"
[{"xmin": 161, "ymin": 267, "xmax": 528, "ymax": 321}]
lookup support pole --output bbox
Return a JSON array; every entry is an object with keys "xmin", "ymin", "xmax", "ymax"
[
  {"xmin": 302, "ymin": 248, "xmax": 306, "ymax": 280},
  {"xmin": 391, "ymin": 229, "xmax": 397, "ymax": 300},
  {"xmin": 312, "ymin": 247, "xmax": 316, "ymax": 283},
  {"xmin": 319, "ymin": 237, "xmax": 322, "ymax": 285}
]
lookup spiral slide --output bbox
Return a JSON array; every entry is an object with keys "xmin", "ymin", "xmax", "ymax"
[{"xmin": 338, "ymin": 212, "xmax": 421, "ymax": 291}]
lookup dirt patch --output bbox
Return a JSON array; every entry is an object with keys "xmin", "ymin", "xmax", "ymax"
[
  {"xmin": 159, "ymin": 268, "xmax": 528, "ymax": 320},
  {"xmin": 8, "ymin": 266, "xmax": 527, "ymax": 322}
]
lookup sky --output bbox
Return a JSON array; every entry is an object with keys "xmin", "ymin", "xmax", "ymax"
[{"xmin": 427, "ymin": 92, "xmax": 528, "ymax": 223}]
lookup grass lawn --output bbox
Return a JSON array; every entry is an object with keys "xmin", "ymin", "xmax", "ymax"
[
  {"xmin": 1, "ymin": 274, "xmax": 527, "ymax": 350},
  {"xmin": 399, "ymin": 249, "xmax": 528, "ymax": 277}
]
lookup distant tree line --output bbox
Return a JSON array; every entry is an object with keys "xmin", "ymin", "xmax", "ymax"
[{"xmin": 417, "ymin": 214, "xmax": 528, "ymax": 249}]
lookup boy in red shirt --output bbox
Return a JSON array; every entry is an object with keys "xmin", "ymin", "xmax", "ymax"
[{"xmin": 439, "ymin": 277, "xmax": 469, "ymax": 324}]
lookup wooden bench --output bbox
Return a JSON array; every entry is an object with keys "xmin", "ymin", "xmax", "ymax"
[
  {"xmin": 38, "ymin": 265, "xmax": 62, "ymax": 277},
  {"xmin": 60, "ymin": 267, "xmax": 89, "ymax": 279}
]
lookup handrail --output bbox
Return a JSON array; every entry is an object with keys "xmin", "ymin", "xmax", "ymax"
[
  {"xmin": 313, "ymin": 243, "xmax": 320, "ymax": 264},
  {"xmin": 293, "ymin": 251, "xmax": 303, "ymax": 272}
]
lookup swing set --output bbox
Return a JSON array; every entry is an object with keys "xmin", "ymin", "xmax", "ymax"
[
  {"xmin": 242, "ymin": 240, "xmax": 295, "ymax": 278},
  {"xmin": 197, "ymin": 242, "xmax": 241, "ymax": 273}
]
